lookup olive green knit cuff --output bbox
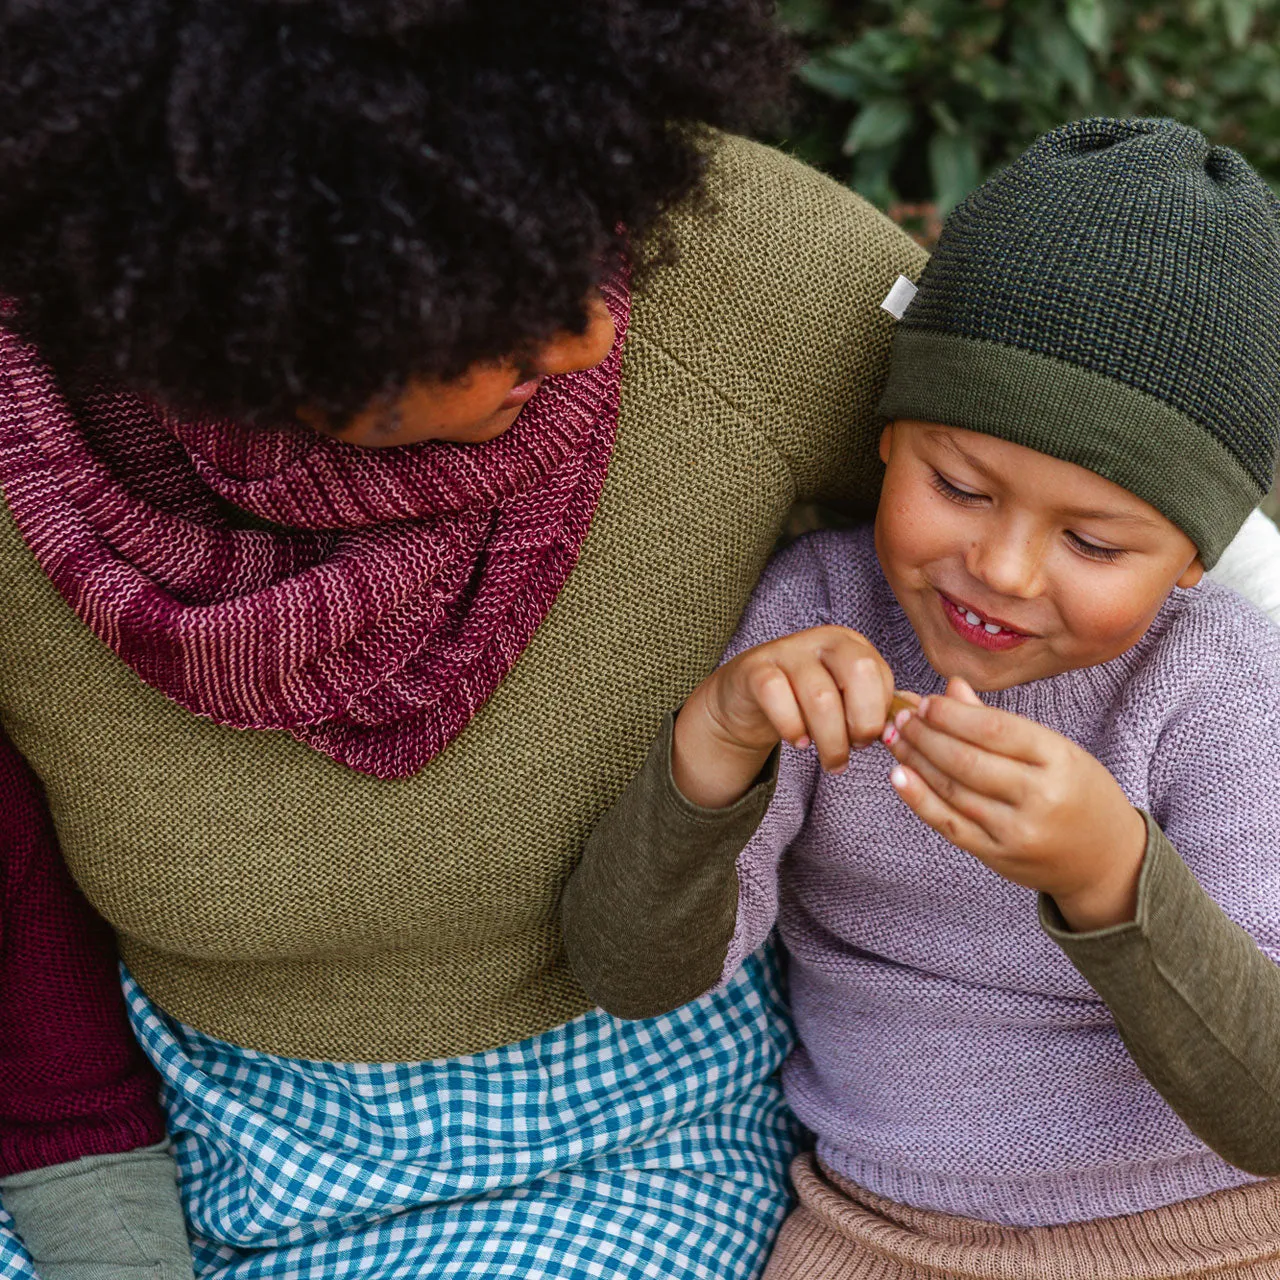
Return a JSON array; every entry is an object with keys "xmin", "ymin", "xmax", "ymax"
[{"xmin": 877, "ymin": 330, "xmax": 1263, "ymax": 567}]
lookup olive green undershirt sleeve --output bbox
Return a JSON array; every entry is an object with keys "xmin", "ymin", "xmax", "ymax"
[
  {"xmin": 1041, "ymin": 810, "xmax": 1280, "ymax": 1176},
  {"xmin": 0, "ymin": 1142, "xmax": 195, "ymax": 1280},
  {"xmin": 562, "ymin": 712, "xmax": 778, "ymax": 1020}
]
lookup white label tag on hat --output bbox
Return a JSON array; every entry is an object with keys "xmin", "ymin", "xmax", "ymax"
[{"xmin": 880, "ymin": 274, "xmax": 918, "ymax": 319}]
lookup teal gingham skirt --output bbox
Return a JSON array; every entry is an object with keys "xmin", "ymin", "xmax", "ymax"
[{"xmin": 123, "ymin": 947, "xmax": 804, "ymax": 1280}]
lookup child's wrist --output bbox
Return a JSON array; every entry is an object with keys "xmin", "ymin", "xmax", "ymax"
[
  {"xmin": 672, "ymin": 695, "xmax": 777, "ymax": 809},
  {"xmin": 1051, "ymin": 807, "xmax": 1147, "ymax": 932}
]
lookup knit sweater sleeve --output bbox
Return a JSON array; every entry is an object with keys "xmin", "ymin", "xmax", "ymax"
[
  {"xmin": 562, "ymin": 540, "xmax": 826, "ymax": 1019},
  {"xmin": 0, "ymin": 733, "xmax": 166, "ymax": 1177},
  {"xmin": 1041, "ymin": 599, "xmax": 1280, "ymax": 1175}
]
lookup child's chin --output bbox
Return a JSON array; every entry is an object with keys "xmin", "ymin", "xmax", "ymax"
[{"xmin": 923, "ymin": 644, "xmax": 1033, "ymax": 694}]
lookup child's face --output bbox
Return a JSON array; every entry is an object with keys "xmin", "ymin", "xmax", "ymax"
[{"xmin": 875, "ymin": 420, "xmax": 1205, "ymax": 692}]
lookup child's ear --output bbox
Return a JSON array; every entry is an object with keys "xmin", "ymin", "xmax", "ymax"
[
  {"xmin": 1176, "ymin": 556, "xmax": 1205, "ymax": 589},
  {"xmin": 878, "ymin": 423, "xmax": 894, "ymax": 465}
]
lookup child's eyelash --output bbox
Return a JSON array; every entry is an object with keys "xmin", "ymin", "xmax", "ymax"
[
  {"xmin": 929, "ymin": 470, "xmax": 1126, "ymax": 563},
  {"xmin": 1066, "ymin": 532, "xmax": 1124, "ymax": 563},
  {"xmin": 930, "ymin": 472, "xmax": 985, "ymax": 505}
]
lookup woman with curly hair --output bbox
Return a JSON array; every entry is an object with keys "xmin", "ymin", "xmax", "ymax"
[
  {"xmin": 0, "ymin": 1, "xmax": 928, "ymax": 1275},
  {"xmin": 5, "ymin": 3, "xmax": 1280, "ymax": 1278}
]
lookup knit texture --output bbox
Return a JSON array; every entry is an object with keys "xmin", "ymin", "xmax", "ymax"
[
  {"xmin": 0, "ymin": 280, "xmax": 628, "ymax": 780},
  {"xmin": 0, "ymin": 134, "xmax": 928, "ymax": 1060},
  {"xmin": 0, "ymin": 734, "xmax": 164, "ymax": 1178},
  {"xmin": 719, "ymin": 525, "xmax": 1280, "ymax": 1226},
  {"xmin": 877, "ymin": 117, "xmax": 1280, "ymax": 566},
  {"xmin": 763, "ymin": 1154, "xmax": 1280, "ymax": 1279}
]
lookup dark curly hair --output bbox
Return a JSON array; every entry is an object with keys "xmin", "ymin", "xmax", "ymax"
[{"xmin": 0, "ymin": 0, "xmax": 791, "ymax": 423}]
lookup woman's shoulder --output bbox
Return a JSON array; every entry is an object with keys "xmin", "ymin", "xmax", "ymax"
[
  {"xmin": 627, "ymin": 134, "xmax": 927, "ymax": 511},
  {"xmin": 635, "ymin": 131, "xmax": 927, "ymax": 377}
]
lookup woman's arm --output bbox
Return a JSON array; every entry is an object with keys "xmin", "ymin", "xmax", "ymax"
[
  {"xmin": 561, "ymin": 711, "xmax": 784, "ymax": 1019},
  {"xmin": 0, "ymin": 734, "xmax": 194, "ymax": 1277}
]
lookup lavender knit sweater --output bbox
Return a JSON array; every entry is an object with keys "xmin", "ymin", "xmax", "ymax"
[{"xmin": 720, "ymin": 526, "xmax": 1280, "ymax": 1226}]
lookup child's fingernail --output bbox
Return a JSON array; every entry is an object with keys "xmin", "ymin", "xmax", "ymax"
[
  {"xmin": 894, "ymin": 708, "xmax": 912, "ymax": 730},
  {"xmin": 795, "ymin": 735, "xmax": 810, "ymax": 750},
  {"xmin": 917, "ymin": 697, "xmax": 931, "ymax": 719},
  {"xmin": 890, "ymin": 766, "xmax": 908, "ymax": 789},
  {"xmin": 881, "ymin": 722, "xmax": 899, "ymax": 745}
]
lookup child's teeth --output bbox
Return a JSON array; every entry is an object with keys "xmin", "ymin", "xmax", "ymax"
[
  {"xmin": 965, "ymin": 610, "xmax": 981, "ymax": 625},
  {"xmin": 983, "ymin": 622, "xmax": 1001, "ymax": 634}
]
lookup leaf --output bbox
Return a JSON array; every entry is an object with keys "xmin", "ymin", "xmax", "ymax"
[
  {"xmin": 1221, "ymin": 0, "xmax": 1257, "ymax": 49},
  {"xmin": 797, "ymin": 59, "xmax": 866, "ymax": 102},
  {"xmin": 851, "ymin": 144, "xmax": 899, "ymax": 210},
  {"xmin": 1123, "ymin": 54, "xmax": 1160, "ymax": 101},
  {"xmin": 929, "ymin": 131, "xmax": 981, "ymax": 216},
  {"xmin": 930, "ymin": 99, "xmax": 962, "ymax": 135},
  {"xmin": 953, "ymin": 53, "xmax": 1023, "ymax": 102},
  {"xmin": 775, "ymin": 0, "xmax": 833, "ymax": 36},
  {"xmin": 1036, "ymin": 20, "xmax": 1096, "ymax": 103},
  {"xmin": 1066, "ymin": 0, "xmax": 1111, "ymax": 54},
  {"xmin": 842, "ymin": 99, "xmax": 914, "ymax": 156},
  {"xmin": 1260, "ymin": 66, "xmax": 1280, "ymax": 106}
]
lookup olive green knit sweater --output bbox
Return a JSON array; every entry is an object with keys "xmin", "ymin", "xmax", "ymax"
[{"xmin": 0, "ymin": 135, "xmax": 926, "ymax": 1061}]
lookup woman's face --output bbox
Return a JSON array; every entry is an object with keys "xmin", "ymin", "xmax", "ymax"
[{"xmin": 298, "ymin": 293, "xmax": 617, "ymax": 448}]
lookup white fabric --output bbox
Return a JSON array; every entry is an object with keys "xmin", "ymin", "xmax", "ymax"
[{"xmin": 1209, "ymin": 509, "xmax": 1280, "ymax": 625}]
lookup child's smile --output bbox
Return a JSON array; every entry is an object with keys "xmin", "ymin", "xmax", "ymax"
[
  {"xmin": 937, "ymin": 592, "xmax": 1032, "ymax": 652},
  {"xmin": 875, "ymin": 421, "xmax": 1206, "ymax": 692}
]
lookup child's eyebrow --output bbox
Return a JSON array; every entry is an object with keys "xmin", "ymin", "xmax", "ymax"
[
  {"xmin": 926, "ymin": 428, "xmax": 995, "ymax": 477},
  {"xmin": 924, "ymin": 429, "xmax": 1158, "ymax": 528}
]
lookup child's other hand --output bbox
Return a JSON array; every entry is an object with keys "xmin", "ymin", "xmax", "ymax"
[
  {"xmin": 674, "ymin": 627, "xmax": 894, "ymax": 809},
  {"xmin": 884, "ymin": 677, "xmax": 1147, "ymax": 931}
]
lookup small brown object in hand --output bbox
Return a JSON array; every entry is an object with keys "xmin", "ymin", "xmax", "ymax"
[{"xmin": 889, "ymin": 691, "xmax": 918, "ymax": 720}]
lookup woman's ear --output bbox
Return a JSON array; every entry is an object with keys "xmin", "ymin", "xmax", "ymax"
[
  {"xmin": 878, "ymin": 423, "xmax": 894, "ymax": 465},
  {"xmin": 1176, "ymin": 556, "xmax": 1205, "ymax": 589}
]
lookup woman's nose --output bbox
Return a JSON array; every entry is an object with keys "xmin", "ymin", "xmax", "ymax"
[{"xmin": 535, "ymin": 293, "xmax": 617, "ymax": 377}]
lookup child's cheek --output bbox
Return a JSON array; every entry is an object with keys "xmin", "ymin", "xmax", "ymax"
[
  {"xmin": 875, "ymin": 471, "xmax": 949, "ymax": 574},
  {"xmin": 1058, "ymin": 579, "xmax": 1166, "ymax": 662}
]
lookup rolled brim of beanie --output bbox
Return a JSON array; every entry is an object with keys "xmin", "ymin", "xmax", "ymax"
[{"xmin": 877, "ymin": 330, "xmax": 1264, "ymax": 568}]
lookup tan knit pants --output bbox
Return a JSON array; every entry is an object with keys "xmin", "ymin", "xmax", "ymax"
[{"xmin": 762, "ymin": 1153, "xmax": 1280, "ymax": 1279}]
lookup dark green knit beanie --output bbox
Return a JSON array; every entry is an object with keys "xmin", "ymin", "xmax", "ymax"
[{"xmin": 876, "ymin": 116, "xmax": 1280, "ymax": 567}]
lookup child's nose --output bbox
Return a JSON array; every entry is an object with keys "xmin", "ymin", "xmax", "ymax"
[{"xmin": 967, "ymin": 530, "xmax": 1048, "ymax": 600}]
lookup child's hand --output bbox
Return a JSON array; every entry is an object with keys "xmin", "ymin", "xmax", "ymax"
[
  {"xmin": 884, "ymin": 677, "xmax": 1147, "ymax": 931},
  {"xmin": 674, "ymin": 626, "xmax": 895, "ymax": 809}
]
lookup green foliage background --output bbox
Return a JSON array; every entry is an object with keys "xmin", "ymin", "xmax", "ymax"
[
  {"xmin": 776, "ymin": 0, "xmax": 1280, "ymax": 215},
  {"xmin": 770, "ymin": 0, "xmax": 1280, "ymax": 515}
]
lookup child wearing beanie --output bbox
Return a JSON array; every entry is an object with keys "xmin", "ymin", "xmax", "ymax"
[{"xmin": 563, "ymin": 117, "xmax": 1280, "ymax": 1278}]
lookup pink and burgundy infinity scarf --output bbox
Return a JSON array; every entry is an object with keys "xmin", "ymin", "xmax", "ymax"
[{"xmin": 0, "ymin": 279, "xmax": 629, "ymax": 779}]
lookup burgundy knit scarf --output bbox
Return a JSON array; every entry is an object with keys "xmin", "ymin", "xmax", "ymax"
[{"xmin": 0, "ymin": 279, "xmax": 629, "ymax": 779}]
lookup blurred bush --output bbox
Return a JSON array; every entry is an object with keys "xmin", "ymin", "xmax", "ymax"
[{"xmin": 776, "ymin": 0, "xmax": 1280, "ymax": 229}]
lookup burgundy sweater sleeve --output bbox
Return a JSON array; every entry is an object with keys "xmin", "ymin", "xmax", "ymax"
[{"xmin": 0, "ymin": 733, "xmax": 165, "ymax": 1177}]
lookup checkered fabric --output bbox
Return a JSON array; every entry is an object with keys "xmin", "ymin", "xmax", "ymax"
[
  {"xmin": 0, "ymin": 1208, "xmax": 33, "ymax": 1280},
  {"xmin": 125, "ymin": 948, "xmax": 804, "ymax": 1280}
]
